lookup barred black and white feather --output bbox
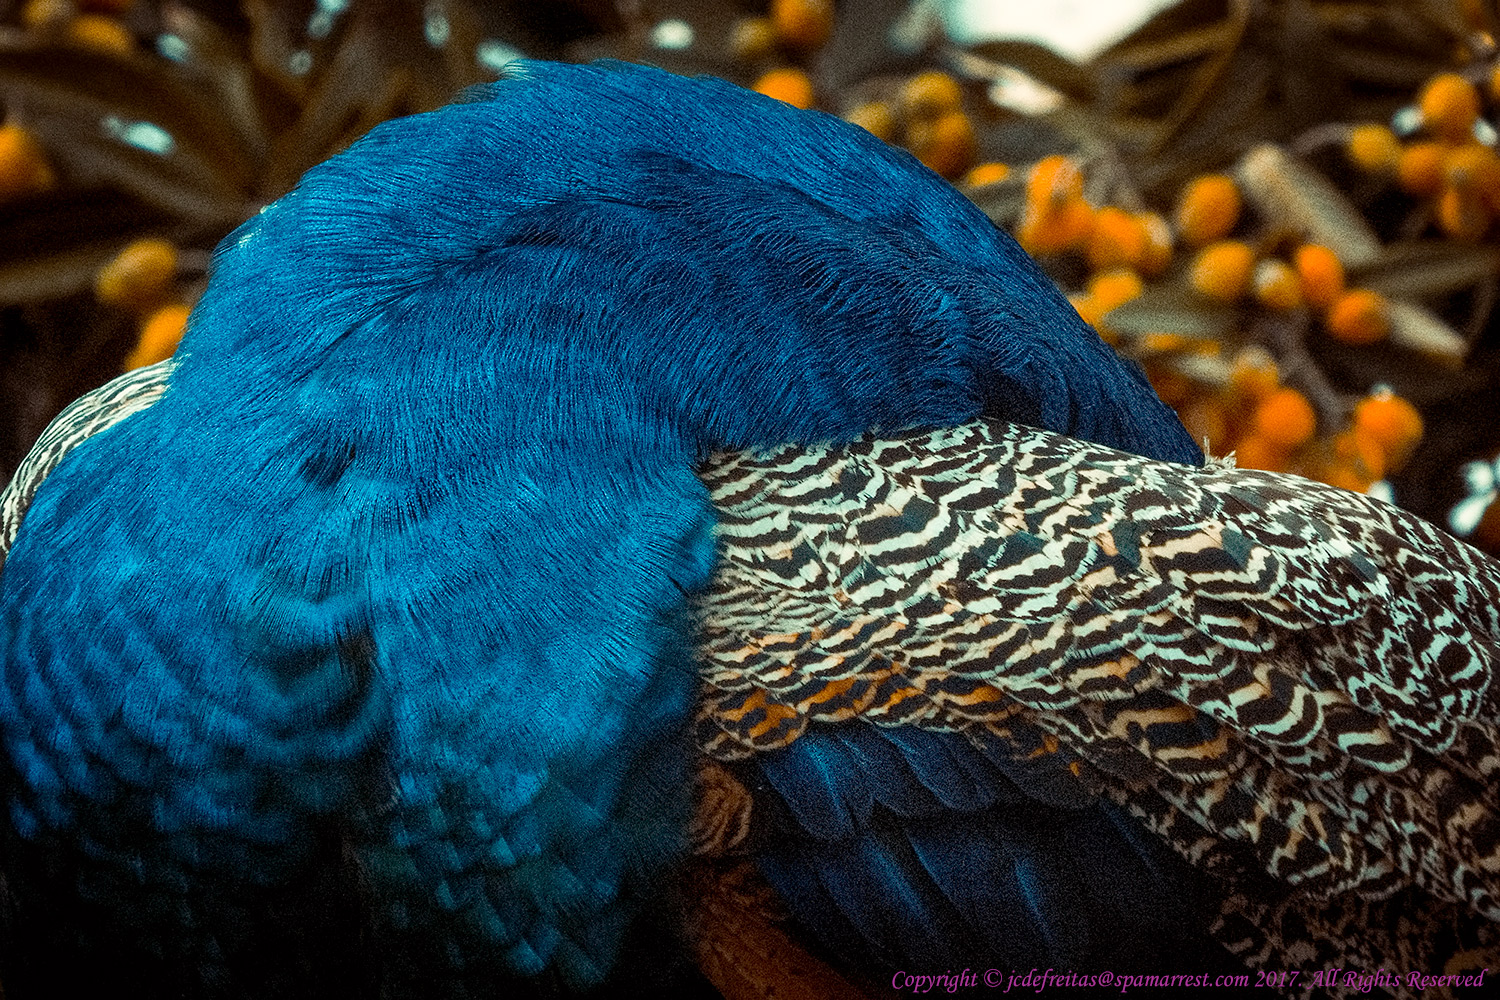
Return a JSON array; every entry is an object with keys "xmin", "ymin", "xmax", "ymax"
[{"xmin": 695, "ymin": 419, "xmax": 1500, "ymax": 986}]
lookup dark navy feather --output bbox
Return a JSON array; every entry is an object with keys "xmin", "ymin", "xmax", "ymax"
[{"xmin": 750, "ymin": 725, "xmax": 1227, "ymax": 975}]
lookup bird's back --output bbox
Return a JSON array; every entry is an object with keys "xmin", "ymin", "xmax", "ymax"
[{"xmin": 1, "ymin": 59, "xmax": 1228, "ymax": 997}]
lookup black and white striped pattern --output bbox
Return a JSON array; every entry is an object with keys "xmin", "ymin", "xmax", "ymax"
[{"xmin": 695, "ymin": 419, "xmax": 1500, "ymax": 985}]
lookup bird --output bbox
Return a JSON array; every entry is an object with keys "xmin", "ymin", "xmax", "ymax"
[{"xmin": 0, "ymin": 57, "xmax": 1497, "ymax": 999}]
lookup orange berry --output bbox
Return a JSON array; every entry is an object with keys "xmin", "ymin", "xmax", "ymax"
[
  {"xmin": 1491, "ymin": 64, "xmax": 1500, "ymax": 104},
  {"xmin": 1189, "ymin": 240, "xmax": 1255, "ymax": 302},
  {"xmin": 1137, "ymin": 211, "xmax": 1173, "ymax": 276},
  {"xmin": 1419, "ymin": 72, "xmax": 1481, "ymax": 143},
  {"xmin": 1353, "ymin": 390, "xmax": 1423, "ymax": 471},
  {"xmin": 1087, "ymin": 268, "xmax": 1143, "ymax": 312},
  {"xmin": 1324, "ymin": 288, "xmax": 1390, "ymax": 345},
  {"xmin": 1174, "ymin": 174, "xmax": 1241, "ymax": 247},
  {"xmin": 1057, "ymin": 200, "xmax": 1096, "ymax": 247},
  {"xmin": 843, "ymin": 101, "xmax": 896, "ymax": 143},
  {"xmin": 1017, "ymin": 197, "xmax": 1094, "ymax": 256},
  {"xmin": 1026, "ymin": 154, "xmax": 1084, "ymax": 211},
  {"xmin": 1329, "ymin": 427, "xmax": 1387, "ymax": 483},
  {"xmin": 1016, "ymin": 209, "xmax": 1058, "ymax": 256},
  {"xmin": 1347, "ymin": 124, "xmax": 1401, "ymax": 173},
  {"xmin": 1398, "ymin": 141, "xmax": 1446, "ymax": 197},
  {"xmin": 1233, "ymin": 433, "xmax": 1289, "ymax": 472},
  {"xmin": 66, "ymin": 13, "xmax": 134, "ymax": 54},
  {"xmin": 1085, "ymin": 206, "xmax": 1149, "ymax": 272},
  {"xmin": 1443, "ymin": 143, "xmax": 1500, "ymax": 197},
  {"xmin": 124, "ymin": 303, "xmax": 190, "ymax": 370},
  {"xmin": 1253, "ymin": 387, "xmax": 1317, "ymax": 450},
  {"xmin": 900, "ymin": 70, "xmax": 964, "ymax": 121},
  {"xmin": 771, "ymin": 0, "xmax": 834, "ymax": 52},
  {"xmin": 1437, "ymin": 185, "xmax": 1489, "ymax": 240},
  {"xmin": 95, "ymin": 237, "xmax": 178, "ymax": 312},
  {"xmin": 964, "ymin": 161, "xmax": 1011, "ymax": 187},
  {"xmin": 1292, "ymin": 244, "xmax": 1345, "ymax": 311},
  {"xmin": 729, "ymin": 17, "xmax": 778, "ymax": 61},
  {"xmin": 1229, "ymin": 346, "xmax": 1279, "ymax": 401},
  {"xmin": 754, "ymin": 68, "xmax": 815, "ymax": 109},
  {"xmin": 1253, "ymin": 258, "xmax": 1303, "ymax": 310},
  {"xmin": 1447, "ymin": 143, "xmax": 1500, "ymax": 219},
  {"xmin": 0, "ymin": 122, "xmax": 56, "ymax": 201},
  {"xmin": 908, "ymin": 110, "xmax": 975, "ymax": 179}
]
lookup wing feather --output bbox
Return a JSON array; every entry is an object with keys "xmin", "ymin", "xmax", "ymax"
[{"xmin": 697, "ymin": 418, "xmax": 1500, "ymax": 972}]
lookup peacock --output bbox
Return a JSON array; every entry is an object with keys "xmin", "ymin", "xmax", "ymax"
[{"xmin": 0, "ymin": 59, "xmax": 1496, "ymax": 999}]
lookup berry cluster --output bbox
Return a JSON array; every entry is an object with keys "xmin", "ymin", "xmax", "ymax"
[{"xmin": 1000, "ymin": 150, "xmax": 1427, "ymax": 495}]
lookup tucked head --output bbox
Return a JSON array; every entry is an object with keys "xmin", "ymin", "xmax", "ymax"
[{"xmin": 180, "ymin": 59, "xmax": 1197, "ymax": 465}]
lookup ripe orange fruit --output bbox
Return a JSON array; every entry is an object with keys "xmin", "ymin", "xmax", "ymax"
[
  {"xmin": 1253, "ymin": 388, "xmax": 1317, "ymax": 450},
  {"xmin": 729, "ymin": 17, "xmax": 778, "ymax": 61},
  {"xmin": 843, "ymin": 102, "xmax": 896, "ymax": 143},
  {"xmin": 1087, "ymin": 268, "xmax": 1144, "ymax": 312},
  {"xmin": 1026, "ymin": 155, "xmax": 1083, "ymax": 210},
  {"xmin": 66, "ymin": 14, "xmax": 135, "ymax": 55},
  {"xmin": 1085, "ymin": 207, "xmax": 1149, "ymax": 273},
  {"xmin": 0, "ymin": 122, "xmax": 55, "ymax": 201},
  {"xmin": 1325, "ymin": 289, "xmax": 1390, "ymax": 345},
  {"xmin": 1253, "ymin": 259, "xmax": 1303, "ymax": 311},
  {"xmin": 124, "ymin": 303, "xmax": 191, "ymax": 370},
  {"xmin": 1136, "ymin": 212, "xmax": 1173, "ymax": 276},
  {"xmin": 770, "ymin": 0, "xmax": 834, "ymax": 52},
  {"xmin": 1398, "ymin": 141, "xmax": 1446, "ymax": 197},
  {"xmin": 1018, "ymin": 197, "xmax": 1094, "ymax": 256},
  {"xmin": 908, "ymin": 110, "xmax": 975, "ymax": 179},
  {"xmin": 1174, "ymin": 174, "xmax": 1241, "ymax": 246},
  {"xmin": 1292, "ymin": 244, "xmax": 1345, "ymax": 311},
  {"xmin": 754, "ymin": 68, "xmax": 815, "ymax": 109},
  {"xmin": 1233, "ymin": 433, "xmax": 1289, "ymax": 473},
  {"xmin": 899, "ymin": 71, "xmax": 963, "ymax": 121},
  {"xmin": 1419, "ymin": 72, "xmax": 1481, "ymax": 143},
  {"xmin": 1229, "ymin": 347, "xmax": 1279, "ymax": 401},
  {"xmin": 964, "ymin": 162, "xmax": 1011, "ymax": 187},
  {"xmin": 1437, "ymin": 186, "xmax": 1489, "ymax": 240},
  {"xmin": 1353, "ymin": 390, "xmax": 1423, "ymax": 471},
  {"xmin": 1189, "ymin": 240, "xmax": 1255, "ymax": 302},
  {"xmin": 1346, "ymin": 124, "xmax": 1401, "ymax": 173},
  {"xmin": 95, "ymin": 238, "xmax": 178, "ymax": 313}
]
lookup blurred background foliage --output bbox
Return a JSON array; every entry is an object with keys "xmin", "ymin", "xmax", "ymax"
[{"xmin": 3, "ymin": 0, "xmax": 1500, "ymax": 553}]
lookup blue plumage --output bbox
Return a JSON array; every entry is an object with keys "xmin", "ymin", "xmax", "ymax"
[
  {"xmin": 751, "ymin": 724, "xmax": 1220, "ymax": 976},
  {"xmin": 1, "ymin": 59, "xmax": 1204, "ymax": 995}
]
